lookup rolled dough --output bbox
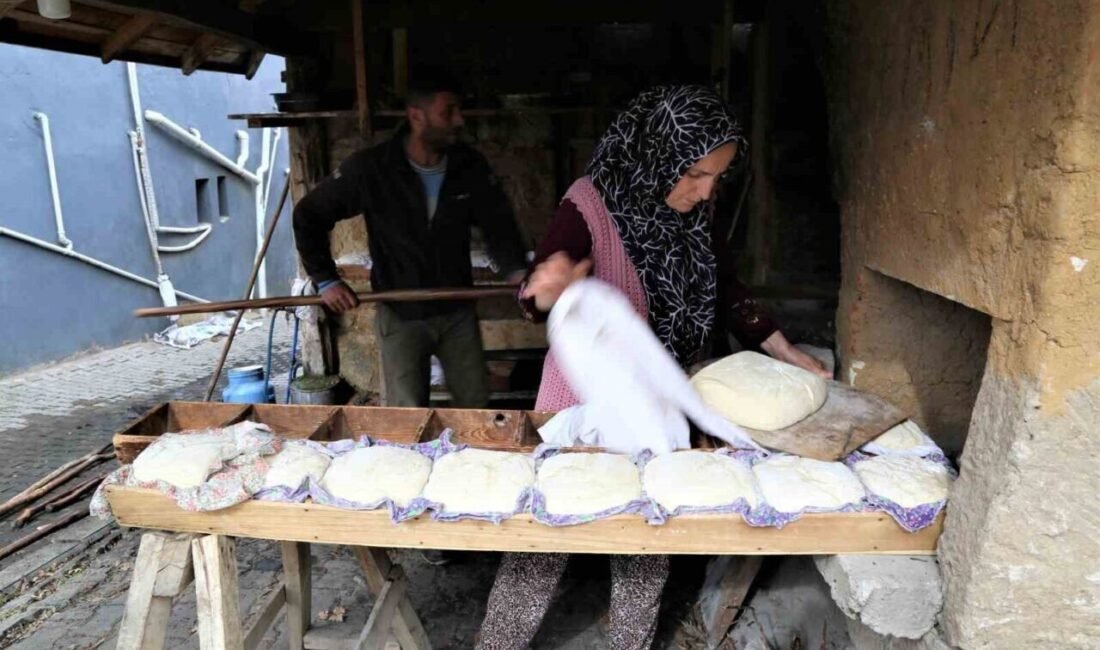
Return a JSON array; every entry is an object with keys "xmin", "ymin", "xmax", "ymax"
[
  {"xmin": 320, "ymin": 446, "xmax": 431, "ymax": 507},
  {"xmin": 537, "ymin": 452, "xmax": 642, "ymax": 516},
  {"xmin": 853, "ymin": 456, "xmax": 952, "ymax": 508},
  {"xmin": 263, "ymin": 441, "xmax": 331, "ymax": 490},
  {"xmin": 752, "ymin": 455, "xmax": 865, "ymax": 513},
  {"xmin": 422, "ymin": 448, "xmax": 535, "ymax": 514},
  {"xmin": 132, "ymin": 431, "xmax": 237, "ymax": 489},
  {"xmin": 862, "ymin": 420, "xmax": 941, "ymax": 456},
  {"xmin": 691, "ymin": 351, "xmax": 827, "ymax": 431},
  {"xmin": 643, "ymin": 451, "xmax": 758, "ymax": 511}
]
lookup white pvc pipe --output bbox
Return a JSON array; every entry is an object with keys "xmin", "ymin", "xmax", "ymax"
[
  {"xmin": 36, "ymin": 0, "xmax": 70, "ymax": 20},
  {"xmin": 144, "ymin": 110, "xmax": 261, "ymax": 185},
  {"xmin": 33, "ymin": 112, "xmax": 73, "ymax": 250},
  {"xmin": 129, "ymin": 131, "xmax": 166, "ymax": 276},
  {"xmin": 156, "ymin": 226, "xmax": 212, "ymax": 253},
  {"xmin": 0, "ymin": 227, "xmax": 208, "ymax": 303},
  {"xmin": 235, "ymin": 131, "xmax": 250, "ymax": 167},
  {"xmin": 252, "ymin": 128, "xmax": 272, "ymax": 299},
  {"xmin": 127, "ymin": 63, "xmax": 163, "ymax": 231},
  {"xmin": 263, "ymin": 127, "xmax": 281, "ymax": 214}
]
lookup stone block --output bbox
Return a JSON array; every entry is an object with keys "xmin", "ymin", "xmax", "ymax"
[{"xmin": 814, "ymin": 555, "xmax": 942, "ymax": 640}]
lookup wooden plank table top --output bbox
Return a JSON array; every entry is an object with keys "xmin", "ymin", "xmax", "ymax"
[
  {"xmin": 105, "ymin": 487, "xmax": 941, "ymax": 556},
  {"xmin": 742, "ymin": 381, "xmax": 907, "ymax": 461}
]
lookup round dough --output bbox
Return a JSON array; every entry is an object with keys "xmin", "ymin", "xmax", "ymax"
[
  {"xmin": 263, "ymin": 442, "xmax": 331, "ymax": 490},
  {"xmin": 752, "ymin": 455, "xmax": 865, "ymax": 513},
  {"xmin": 320, "ymin": 446, "xmax": 430, "ymax": 507},
  {"xmin": 132, "ymin": 431, "xmax": 236, "ymax": 489},
  {"xmin": 691, "ymin": 351, "xmax": 827, "ymax": 431},
  {"xmin": 643, "ymin": 451, "xmax": 758, "ymax": 511},
  {"xmin": 422, "ymin": 448, "xmax": 535, "ymax": 514},
  {"xmin": 537, "ymin": 452, "xmax": 641, "ymax": 516},
  {"xmin": 853, "ymin": 456, "xmax": 952, "ymax": 508}
]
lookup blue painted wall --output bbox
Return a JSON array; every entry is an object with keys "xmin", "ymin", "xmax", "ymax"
[{"xmin": 0, "ymin": 45, "xmax": 296, "ymax": 374}]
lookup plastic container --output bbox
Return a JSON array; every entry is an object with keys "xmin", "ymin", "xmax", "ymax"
[{"xmin": 223, "ymin": 365, "xmax": 275, "ymax": 404}]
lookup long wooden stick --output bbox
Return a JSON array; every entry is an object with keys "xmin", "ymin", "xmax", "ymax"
[
  {"xmin": 142, "ymin": 285, "xmax": 519, "ymax": 320},
  {"xmin": 0, "ymin": 510, "xmax": 89, "ymax": 562},
  {"xmin": 12, "ymin": 472, "xmax": 108, "ymax": 529},
  {"xmin": 0, "ymin": 452, "xmax": 114, "ymax": 519},
  {"xmin": 45, "ymin": 472, "xmax": 108, "ymax": 513},
  {"xmin": 0, "ymin": 443, "xmax": 112, "ymax": 518},
  {"xmin": 203, "ymin": 175, "xmax": 292, "ymax": 402}
]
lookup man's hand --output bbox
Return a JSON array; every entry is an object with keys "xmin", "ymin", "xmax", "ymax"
[
  {"xmin": 520, "ymin": 252, "xmax": 593, "ymax": 312},
  {"xmin": 760, "ymin": 330, "xmax": 832, "ymax": 379},
  {"xmin": 320, "ymin": 281, "xmax": 360, "ymax": 313}
]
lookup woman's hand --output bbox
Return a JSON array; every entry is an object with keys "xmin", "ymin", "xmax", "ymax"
[
  {"xmin": 520, "ymin": 252, "xmax": 593, "ymax": 312},
  {"xmin": 760, "ymin": 330, "xmax": 832, "ymax": 379}
]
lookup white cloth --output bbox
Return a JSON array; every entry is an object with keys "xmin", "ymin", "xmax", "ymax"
[{"xmin": 543, "ymin": 278, "xmax": 761, "ymax": 455}]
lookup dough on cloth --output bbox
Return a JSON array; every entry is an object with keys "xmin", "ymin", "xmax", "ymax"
[
  {"xmin": 132, "ymin": 431, "xmax": 238, "ymax": 489},
  {"xmin": 691, "ymin": 351, "xmax": 827, "ymax": 431},
  {"xmin": 752, "ymin": 455, "xmax": 865, "ymax": 513},
  {"xmin": 537, "ymin": 452, "xmax": 642, "ymax": 516},
  {"xmin": 853, "ymin": 455, "xmax": 952, "ymax": 508},
  {"xmin": 422, "ymin": 448, "xmax": 535, "ymax": 514},
  {"xmin": 643, "ymin": 451, "xmax": 758, "ymax": 511},
  {"xmin": 320, "ymin": 446, "xmax": 430, "ymax": 507},
  {"xmin": 263, "ymin": 441, "xmax": 331, "ymax": 490}
]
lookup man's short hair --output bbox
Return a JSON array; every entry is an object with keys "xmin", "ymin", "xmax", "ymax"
[{"xmin": 406, "ymin": 67, "xmax": 464, "ymax": 108}]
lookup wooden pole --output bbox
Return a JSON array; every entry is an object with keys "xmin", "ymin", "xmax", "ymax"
[
  {"xmin": 352, "ymin": 0, "xmax": 372, "ymax": 140},
  {"xmin": 0, "ymin": 510, "xmax": 89, "ymax": 562},
  {"xmin": 202, "ymin": 175, "xmax": 292, "ymax": 402},
  {"xmin": 140, "ymin": 286, "xmax": 519, "ymax": 320}
]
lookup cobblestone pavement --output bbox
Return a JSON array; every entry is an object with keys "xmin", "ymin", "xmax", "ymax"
[{"xmin": 0, "ymin": 324, "xmax": 708, "ymax": 649}]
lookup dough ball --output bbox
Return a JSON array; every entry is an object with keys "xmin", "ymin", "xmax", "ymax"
[
  {"xmin": 643, "ymin": 450, "xmax": 758, "ymax": 511},
  {"xmin": 263, "ymin": 441, "xmax": 331, "ymax": 490},
  {"xmin": 422, "ymin": 448, "xmax": 535, "ymax": 514},
  {"xmin": 753, "ymin": 455, "xmax": 865, "ymax": 513},
  {"xmin": 868, "ymin": 421, "xmax": 931, "ymax": 452},
  {"xmin": 537, "ymin": 452, "xmax": 641, "ymax": 516},
  {"xmin": 853, "ymin": 456, "xmax": 952, "ymax": 508},
  {"xmin": 321, "ymin": 446, "xmax": 430, "ymax": 507},
  {"xmin": 692, "ymin": 351, "xmax": 827, "ymax": 431},
  {"xmin": 132, "ymin": 431, "xmax": 236, "ymax": 489}
]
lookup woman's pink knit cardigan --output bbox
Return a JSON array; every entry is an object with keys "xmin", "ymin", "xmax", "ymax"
[{"xmin": 534, "ymin": 177, "xmax": 649, "ymax": 412}]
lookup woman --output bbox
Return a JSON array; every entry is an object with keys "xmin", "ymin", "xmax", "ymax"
[{"xmin": 477, "ymin": 86, "xmax": 827, "ymax": 650}]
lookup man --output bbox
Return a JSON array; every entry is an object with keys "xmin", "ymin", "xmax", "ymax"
[{"xmin": 293, "ymin": 70, "xmax": 528, "ymax": 408}]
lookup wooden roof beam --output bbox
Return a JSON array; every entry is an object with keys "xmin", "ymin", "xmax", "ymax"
[
  {"xmin": 181, "ymin": 32, "xmax": 220, "ymax": 75},
  {"xmin": 100, "ymin": 12, "xmax": 157, "ymax": 63},
  {"xmin": 0, "ymin": 1, "xmax": 26, "ymax": 20}
]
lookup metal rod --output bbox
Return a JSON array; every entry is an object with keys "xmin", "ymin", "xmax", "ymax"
[{"xmin": 144, "ymin": 285, "xmax": 519, "ymax": 320}]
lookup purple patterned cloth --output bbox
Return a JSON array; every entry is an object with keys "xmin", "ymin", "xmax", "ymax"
[{"xmin": 842, "ymin": 451, "xmax": 956, "ymax": 532}]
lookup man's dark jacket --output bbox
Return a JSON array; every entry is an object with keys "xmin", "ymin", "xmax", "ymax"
[{"xmin": 293, "ymin": 129, "xmax": 527, "ymax": 319}]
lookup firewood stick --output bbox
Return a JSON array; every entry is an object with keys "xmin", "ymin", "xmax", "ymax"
[
  {"xmin": 11, "ymin": 472, "xmax": 108, "ymax": 530},
  {"xmin": 0, "ymin": 442, "xmax": 112, "ymax": 517},
  {"xmin": 0, "ymin": 452, "xmax": 114, "ymax": 519},
  {"xmin": 44, "ymin": 473, "xmax": 107, "ymax": 513},
  {"xmin": 0, "ymin": 510, "xmax": 89, "ymax": 562}
]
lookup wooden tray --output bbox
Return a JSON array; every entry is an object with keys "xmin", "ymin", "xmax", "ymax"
[
  {"xmin": 105, "ymin": 401, "xmax": 941, "ymax": 555},
  {"xmin": 742, "ymin": 382, "xmax": 906, "ymax": 461},
  {"xmin": 105, "ymin": 487, "xmax": 942, "ymax": 555}
]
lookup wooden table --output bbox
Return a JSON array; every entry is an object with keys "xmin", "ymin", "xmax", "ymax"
[{"xmin": 107, "ymin": 401, "xmax": 939, "ymax": 650}]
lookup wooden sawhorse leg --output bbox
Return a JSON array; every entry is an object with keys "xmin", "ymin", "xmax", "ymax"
[
  {"xmin": 117, "ymin": 532, "xmax": 196, "ymax": 650},
  {"xmin": 280, "ymin": 541, "xmax": 311, "ymax": 650},
  {"xmin": 353, "ymin": 547, "xmax": 431, "ymax": 650},
  {"xmin": 191, "ymin": 535, "xmax": 244, "ymax": 649},
  {"xmin": 696, "ymin": 555, "xmax": 764, "ymax": 649}
]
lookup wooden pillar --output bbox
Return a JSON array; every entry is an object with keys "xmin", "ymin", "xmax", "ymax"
[
  {"xmin": 192, "ymin": 535, "xmax": 243, "ymax": 650},
  {"xmin": 697, "ymin": 556, "xmax": 763, "ymax": 648},
  {"xmin": 353, "ymin": 547, "xmax": 431, "ymax": 649},
  {"xmin": 352, "ymin": 0, "xmax": 372, "ymax": 140},
  {"xmin": 392, "ymin": 27, "xmax": 408, "ymax": 100},
  {"xmin": 748, "ymin": 19, "xmax": 773, "ymax": 286}
]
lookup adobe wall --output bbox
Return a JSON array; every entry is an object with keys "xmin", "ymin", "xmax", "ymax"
[{"xmin": 826, "ymin": 1, "xmax": 1100, "ymax": 647}]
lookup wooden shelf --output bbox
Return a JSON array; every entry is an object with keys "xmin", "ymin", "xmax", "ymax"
[{"xmin": 228, "ymin": 106, "xmax": 611, "ymax": 128}]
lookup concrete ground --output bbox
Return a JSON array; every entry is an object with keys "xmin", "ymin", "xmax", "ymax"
[{"xmin": 0, "ymin": 322, "xmax": 751, "ymax": 650}]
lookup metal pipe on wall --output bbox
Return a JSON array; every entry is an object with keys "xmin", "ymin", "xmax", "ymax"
[
  {"xmin": 32, "ymin": 112, "xmax": 73, "ymax": 250},
  {"xmin": 0, "ymin": 227, "xmax": 208, "ymax": 303}
]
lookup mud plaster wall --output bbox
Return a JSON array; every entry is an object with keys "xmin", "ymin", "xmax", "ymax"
[{"xmin": 826, "ymin": 1, "xmax": 1100, "ymax": 647}]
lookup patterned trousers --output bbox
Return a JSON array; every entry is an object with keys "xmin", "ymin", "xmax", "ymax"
[{"xmin": 477, "ymin": 552, "xmax": 670, "ymax": 650}]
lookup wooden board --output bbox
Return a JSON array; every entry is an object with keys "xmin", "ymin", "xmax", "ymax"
[
  {"xmin": 742, "ymin": 381, "xmax": 906, "ymax": 461},
  {"xmin": 106, "ymin": 487, "xmax": 941, "ymax": 556}
]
